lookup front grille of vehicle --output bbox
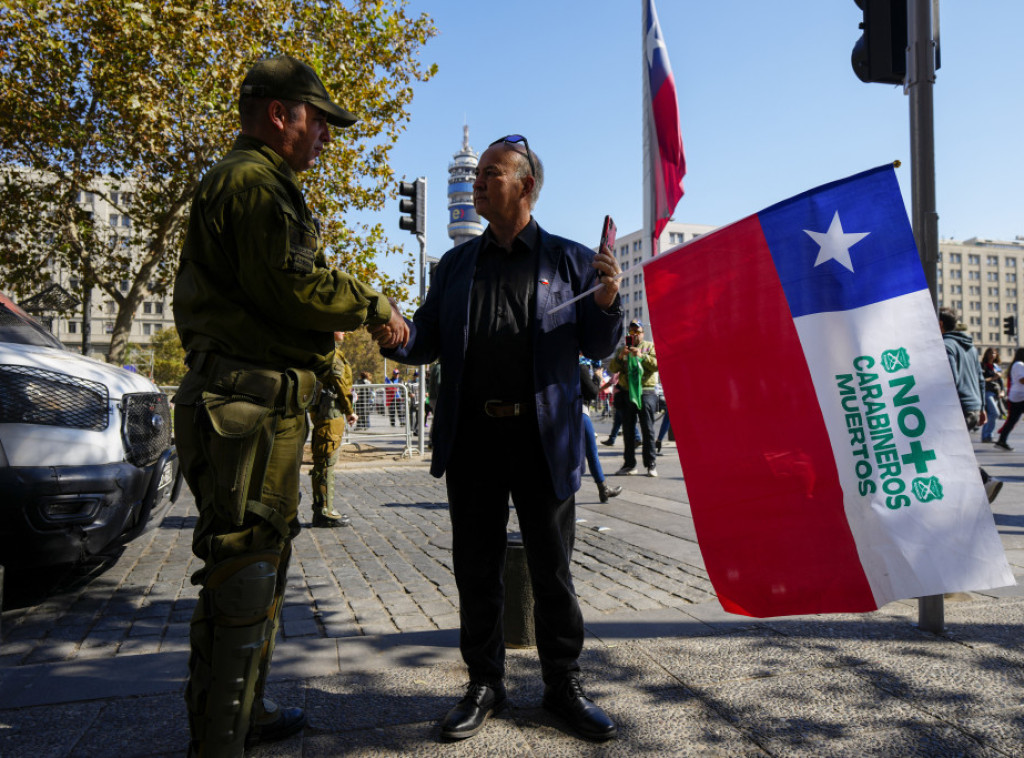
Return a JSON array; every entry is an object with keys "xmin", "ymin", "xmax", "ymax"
[
  {"xmin": 0, "ymin": 365, "xmax": 109, "ymax": 430},
  {"xmin": 121, "ymin": 392, "xmax": 172, "ymax": 467}
]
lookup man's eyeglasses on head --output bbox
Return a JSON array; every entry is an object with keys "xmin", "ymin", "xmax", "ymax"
[{"xmin": 489, "ymin": 134, "xmax": 535, "ymax": 177}]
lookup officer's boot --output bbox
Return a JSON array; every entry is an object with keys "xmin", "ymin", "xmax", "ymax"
[{"xmin": 186, "ymin": 552, "xmax": 280, "ymax": 757}]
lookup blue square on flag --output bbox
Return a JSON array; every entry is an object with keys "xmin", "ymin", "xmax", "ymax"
[{"xmin": 758, "ymin": 166, "xmax": 926, "ymax": 318}]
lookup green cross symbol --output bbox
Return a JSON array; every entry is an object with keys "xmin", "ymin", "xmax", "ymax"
[{"xmin": 901, "ymin": 440, "xmax": 936, "ymax": 474}]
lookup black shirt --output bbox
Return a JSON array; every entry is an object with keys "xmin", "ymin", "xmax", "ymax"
[{"xmin": 463, "ymin": 219, "xmax": 539, "ymax": 410}]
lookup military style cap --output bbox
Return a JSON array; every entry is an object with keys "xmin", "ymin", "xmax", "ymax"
[{"xmin": 240, "ymin": 55, "xmax": 358, "ymax": 128}]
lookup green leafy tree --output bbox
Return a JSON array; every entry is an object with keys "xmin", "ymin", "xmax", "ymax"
[
  {"xmin": 341, "ymin": 326, "xmax": 386, "ymax": 382},
  {"xmin": 150, "ymin": 326, "xmax": 188, "ymax": 386},
  {"xmin": 0, "ymin": 0, "xmax": 436, "ymax": 363}
]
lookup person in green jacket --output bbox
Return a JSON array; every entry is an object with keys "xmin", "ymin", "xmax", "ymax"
[
  {"xmin": 172, "ymin": 55, "xmax": 408, "ymax": 757},
  {"xmin": 607, "ymin": 319, "xmax": 659, "ymax": 477}
]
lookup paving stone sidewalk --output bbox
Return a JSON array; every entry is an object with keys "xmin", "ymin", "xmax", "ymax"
[{"xmin": 0, "ymin": 464, "xmax": 715, "ymax": 669}]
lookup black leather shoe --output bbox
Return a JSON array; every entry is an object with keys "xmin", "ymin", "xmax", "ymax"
[
  {"xmin": 246, "ymin": 706, "xmax": 307, "ymax": 747},
  {"xmin": 597, "ymin": 481, "xmax": 622, "ymax": 503},
  {"xmin": 440, "ymin": 681, "xmax": 507, "ymax": 741},
  {"xmin": 543, "ymin": 676, "xmax": 617, "ymax": 741}
]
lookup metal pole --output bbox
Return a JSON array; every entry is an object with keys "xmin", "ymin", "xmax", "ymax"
[
  {"xmin": 908, "ymin": 0, "xmax": 944, "ymax": 634},
  {"xmin": 417, "ymin": 177, "xmax": 428, "ymax": 457}
]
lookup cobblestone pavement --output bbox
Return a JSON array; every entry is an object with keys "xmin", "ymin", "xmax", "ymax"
[{"xmin": 0, "ymin": 456, "xmax": 715, "ymax": 669}]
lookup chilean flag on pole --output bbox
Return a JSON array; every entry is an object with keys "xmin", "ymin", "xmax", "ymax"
[
  {"xmin": 643, "ymin": 0, "xmax": 685, "ymax": 251},
  {"xmin": 645, "ymin": 165, "xmax": 1014, "ymax": 618}
]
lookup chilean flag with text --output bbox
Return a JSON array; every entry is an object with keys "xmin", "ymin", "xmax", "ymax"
[
  {"xmin": 645, "ymin": 165, "xmax": 1013, "ymax": 617},
  {"xmin": 644, "ymin": 0, "xmax": 685, "ymax": 245}
]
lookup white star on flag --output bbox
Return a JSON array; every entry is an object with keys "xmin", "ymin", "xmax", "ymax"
[
  {"xmin": 646, "ymin": 19, "xmax": 666, "ymax": 67},
  {"xmin": 804, "ymin": 211, "xmax": 869, "ymax": 272}
]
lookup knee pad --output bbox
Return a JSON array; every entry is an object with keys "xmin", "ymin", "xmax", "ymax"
[{"xmin": 207, "ymin": 555, "xmax": 278, "ymax": 623}]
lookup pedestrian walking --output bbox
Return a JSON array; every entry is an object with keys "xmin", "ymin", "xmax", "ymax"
[{"xmin": 995, "ymin": 346, "xmax": 1024, "ymax": 451}]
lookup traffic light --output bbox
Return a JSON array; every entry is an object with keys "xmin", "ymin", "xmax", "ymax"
[
  {"xmin": 398, "ymin": 178, "xmax": 425, "ymax": 236},
  {"xmin": 1004, "ymin": 315, "xmax": 1017, "ymax": 339},
  {"xmin": 851, "ymin": 0, "xmax": 907, "ymax": 85}
]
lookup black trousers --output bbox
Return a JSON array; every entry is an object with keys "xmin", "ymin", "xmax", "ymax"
[
  {"xmin": 619, "ymin": 390, "xmax": 658, "ymax": 469},
  {"xmin": 445, "ymin": 411, "xmax": 583, "ymax": 686},
  {"xmin": 998, "ymin": 400, "xmax": 1024, "ymax": 446}
]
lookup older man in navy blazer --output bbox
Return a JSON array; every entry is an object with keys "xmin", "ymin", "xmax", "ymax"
[{"xmin": 379, "ymin": 135, "xmax": 623, "ymax": 742}]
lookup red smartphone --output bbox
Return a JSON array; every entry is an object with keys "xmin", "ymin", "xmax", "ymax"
[{"xmin": 599, "ymin": 215, "xmax": 616, "ymax": 251}]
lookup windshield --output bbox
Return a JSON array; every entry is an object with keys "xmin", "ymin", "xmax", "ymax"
[{"xmin": 0, "ymin": 298, "xmax": 67, "ymax": 350}]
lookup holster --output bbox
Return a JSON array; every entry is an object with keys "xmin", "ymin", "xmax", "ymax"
[{"xmin": 201, "ymin": 367, "xmax": 319, "ymax": 528}]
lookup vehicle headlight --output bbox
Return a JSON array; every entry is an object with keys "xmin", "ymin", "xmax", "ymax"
[{"xmin": 121, "ymin": 392, "xmax": 172, "ymax": 467}]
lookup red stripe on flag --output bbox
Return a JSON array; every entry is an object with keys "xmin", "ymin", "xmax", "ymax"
[{"xmin": 645, "ymin": 215, "xmax": 876, "ymax": 617}]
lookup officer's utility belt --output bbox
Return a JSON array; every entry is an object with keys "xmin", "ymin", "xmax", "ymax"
[{"xmin": 194, "ymin": 353, "xmax": 320, "ymax": 532}]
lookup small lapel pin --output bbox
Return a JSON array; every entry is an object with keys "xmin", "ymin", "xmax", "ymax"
[{"xmin": 540, "ymin": 279, "xmax": 550, "ymax": 285}]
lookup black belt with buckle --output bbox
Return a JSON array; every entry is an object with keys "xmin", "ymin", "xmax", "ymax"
[{"xmin": 483, "ymin": 399, "xmax": 530, "ymax": 418}]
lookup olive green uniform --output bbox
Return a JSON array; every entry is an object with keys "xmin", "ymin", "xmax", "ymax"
[
  {"xmin": 173, "ymin": 135, "xmax": 390, "ymax": 757},
  {"xmin": 310, "ymin": 349, "xmax": 354, "ymax": 519}
]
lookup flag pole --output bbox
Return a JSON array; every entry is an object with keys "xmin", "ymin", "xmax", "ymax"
[{"xmin": 641, "ymin": 0, "xmax": 654, "ymax": 263}]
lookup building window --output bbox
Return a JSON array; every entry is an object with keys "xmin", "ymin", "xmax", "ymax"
[
  {"xmin": 968, "ymin": 270, "xmax": 979, "ymax": 280},
  {"xmin": 968, "ymin": 254, "xmax": 980, "ymax": 264},
  {"xmin": 988, "ymin": 272, "xmax": 999, "ymax": 281},
  {"xmin": 987, "ymin": 256, "xmax": 999, "ymax": 266},
  {"xmin": 143, "ymin": 323, "xmax": 152, "ymax": 335},
  {"xmin": 1008, "ymin": 273, "xmax": 1018, "ymax": 282},
  {"xmin": 68, "ymin": 321, "xmax": 77, "ymax": 334},
  {"xmin": 989, "ymin": 302, "xmax": 1000, "ymax": 311},
  {"xmin": 1007, "ymin": 257, "xmax": 1017, "ymax": 267},
  {"xmin": 988, "ymin": 287, "xmax": 999, "ymax": 296},
  {"xmin": 104, "ymin": 321, "xmax": 114, "ymax": 334},
  {"xmin": 989, "ymin": 317, "xmax": 1000, "ymax": 326},
  {"xmin": 949, "ymin": 253, "xmax": 961, "ymax": 263},
  {"xmin": 969, "ymin": 301, "xmax": 980, "ymax": 311},
  {"xmin": 155, "ymin": 303, "xmax": 163, "ymax": 314}
]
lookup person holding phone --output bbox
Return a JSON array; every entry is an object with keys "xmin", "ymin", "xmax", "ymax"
[
  {"xmin": 608, "ymin": 320, "xmax": 659, "ymax": 477},
  {"xmin": 378, "ymin": 134, "xmax": 622, "ymax": 743}
]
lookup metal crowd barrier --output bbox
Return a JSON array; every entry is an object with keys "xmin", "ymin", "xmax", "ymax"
[
  {"xmin": 160, "ymin": 381, "xmax": 426, "ymax": 458},
  {"xmin": 346, "ymin": 381, "xmax": 424, "ymax": 458}
]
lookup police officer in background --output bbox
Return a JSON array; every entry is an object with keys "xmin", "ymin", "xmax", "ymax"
[
  {"xmin": 172, "ymin": 55, "xmax": 408, "ymax": 756},
  {"xmin": 309, "ymin": 331, "xmax": 357, "ymax": 527}
]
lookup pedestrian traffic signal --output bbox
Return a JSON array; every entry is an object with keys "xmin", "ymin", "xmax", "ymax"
[
  {"xmin": 851, "ymin": 0, "xmax": 907, "ymax": 85},
  {"xmin": 1004, "ymin": 315, "xmax": 1017, "ymax": 339},
  {"xmin": 398, "ymin": 178, "xmax": 426, "ymax": 236}
]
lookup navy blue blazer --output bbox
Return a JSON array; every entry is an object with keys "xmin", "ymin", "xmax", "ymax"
[{"xmin": 384, "ymin": 223, "xmax": 623, "ymax": 499}]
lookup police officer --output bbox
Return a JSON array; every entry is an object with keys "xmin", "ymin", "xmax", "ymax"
[
  {"xmin": 309, "ymin": 331, "xmax": 357, "ymax": 527},
  {"xmin": 173, "ymin": 55, "xmax": 408, "ymax": 756}
]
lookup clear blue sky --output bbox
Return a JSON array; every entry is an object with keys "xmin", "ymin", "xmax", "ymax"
[{"xmin": 354, "ymin": 0, "xmax": 1023, "ymax": 287}]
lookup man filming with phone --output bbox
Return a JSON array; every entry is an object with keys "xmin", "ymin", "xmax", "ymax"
[
  {"xmin": 609, "ymin": 319, "xmax": 659, "ymax": 477},
  {"xmin": 376, "ymin": 134, "xmax": 623, "ymax": 743}
]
